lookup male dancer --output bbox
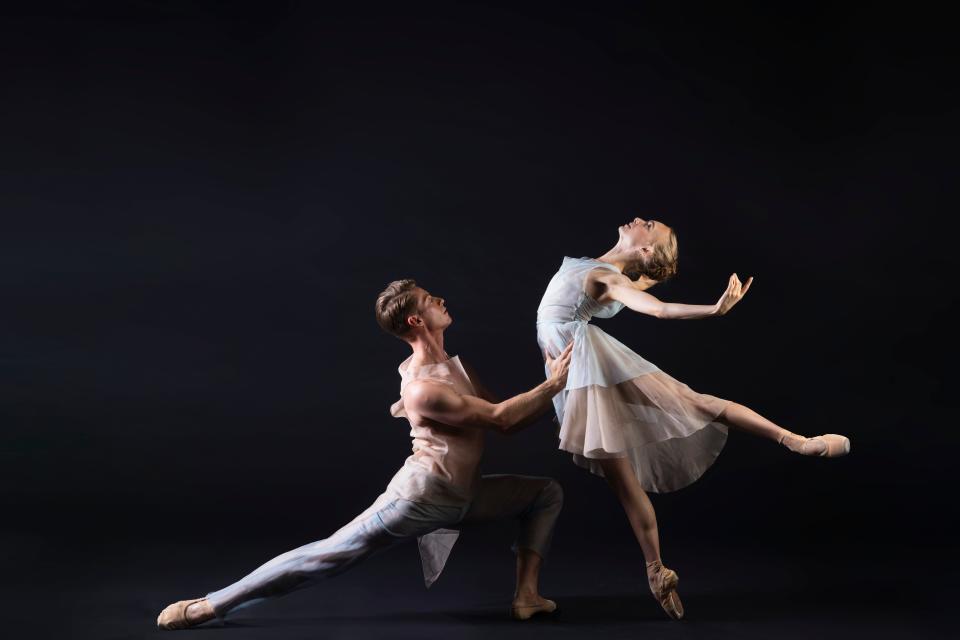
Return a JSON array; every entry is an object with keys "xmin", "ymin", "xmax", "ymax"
[{"xmin": 157, "ymin": 279, "xmax": 574, "ymax": 629}]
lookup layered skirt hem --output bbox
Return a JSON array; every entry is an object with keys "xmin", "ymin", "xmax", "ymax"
[{"xmin": 556, "ymin": 370, "xmax": 731, "ymax": 494}]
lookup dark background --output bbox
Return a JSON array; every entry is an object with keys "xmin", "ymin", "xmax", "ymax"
[{"xmin": 2, "ymin": 2, "xmax": 957, "ymax": 638}]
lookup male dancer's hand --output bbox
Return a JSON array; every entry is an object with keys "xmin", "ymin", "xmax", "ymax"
[{"xmin": 544, "ymin": 342, "xmax": 574, "ymax": 389}]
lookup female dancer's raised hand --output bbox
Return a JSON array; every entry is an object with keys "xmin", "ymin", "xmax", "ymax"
[{"xmin": 715, "ymin": 273, "xmax": 753, "ymax": 316}]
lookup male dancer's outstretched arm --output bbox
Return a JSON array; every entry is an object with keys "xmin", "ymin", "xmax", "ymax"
[{"xmin": 404, "ymin": 342, "xmax": 573, "ymax": 435}]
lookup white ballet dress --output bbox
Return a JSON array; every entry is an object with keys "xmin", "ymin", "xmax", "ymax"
[{"xmin": 536, "ymin": 256, "xmax": 731, "ymax": 493}]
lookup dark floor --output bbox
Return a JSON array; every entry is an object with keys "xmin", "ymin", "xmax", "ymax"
[{"xmin": 12, "ymin": 532, "xmax": 956, "ymax": 640}]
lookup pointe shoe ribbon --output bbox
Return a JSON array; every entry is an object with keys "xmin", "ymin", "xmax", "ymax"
[
  {"xmin": 157, "ymin": 598, "xmax": 207, "ymax": 630},
  {"xmin": 510, "ymin": 598, "xmax": 558, "ymax": 621},
  {"xmin": 647, "ymin": 560, "xmax": 684, "ymax": 620}
]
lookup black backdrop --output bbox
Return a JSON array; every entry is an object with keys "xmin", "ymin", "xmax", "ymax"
[{"xmin": 2, "ymin": 2, "xmax": 958, "ymax": 637}]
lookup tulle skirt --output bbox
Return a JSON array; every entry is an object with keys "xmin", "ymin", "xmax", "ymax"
[{"xmin": 538, "ymin": 321, "xmax": 730, "ymax": 493}]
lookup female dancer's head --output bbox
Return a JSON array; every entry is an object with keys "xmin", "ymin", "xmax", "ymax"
[{"xmin": 616, "ymin": 217, "xmax": 678, "ymax": 283}]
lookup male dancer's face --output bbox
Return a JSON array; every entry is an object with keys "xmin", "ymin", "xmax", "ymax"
[{"xmin": 409, "ymin": 286, "xmax": 452, "ymax": 332}]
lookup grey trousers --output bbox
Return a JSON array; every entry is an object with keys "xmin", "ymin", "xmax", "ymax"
[{"xmin": 205, "ymin": 474, "xmax": 563, "ymax": 619}]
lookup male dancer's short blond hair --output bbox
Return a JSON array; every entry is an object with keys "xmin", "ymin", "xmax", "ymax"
[{"xmin": 375, "ymin": 279, "xmax": 419, "ymax": 339}]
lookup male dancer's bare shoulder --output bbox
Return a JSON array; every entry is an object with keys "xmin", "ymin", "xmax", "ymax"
[{"xmin": 402, "ymin": 379, "xmax": 511, "ymax": 432}]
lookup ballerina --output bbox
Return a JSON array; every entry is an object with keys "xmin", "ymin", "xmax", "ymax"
[{"xmin": 535, "ymin": 216, "xmax": 850, "ymax": 620}]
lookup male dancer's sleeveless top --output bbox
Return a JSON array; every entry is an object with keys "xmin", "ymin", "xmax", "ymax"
[{"xmin": 388, "ymin": 355, "xmax": 485, "ymax": 507}]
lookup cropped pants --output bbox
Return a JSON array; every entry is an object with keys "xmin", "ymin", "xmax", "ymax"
[{"xmin": 205, "ymin": 474, "xmax": 563, "ymax": 618}]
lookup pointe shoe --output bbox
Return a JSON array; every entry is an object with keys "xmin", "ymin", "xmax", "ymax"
[
  {"xmin": 780, "ymin": 433, "xmax": 851, "ymax": 458},
  {"xmin": 646, "ymin": 560, "xmax": 684, "ymax": 620},
  {"xmin": 157, "ymin": 598, "xmax": 213, "ymax": 630},
  {"xmin": 510, "ymin": 598, "xmax": 558, "ymax": 621}
]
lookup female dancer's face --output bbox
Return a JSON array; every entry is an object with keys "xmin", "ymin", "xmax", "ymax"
[{"xmin": 618, "ymin": 217, "xmax": 671, "ymax": 250}]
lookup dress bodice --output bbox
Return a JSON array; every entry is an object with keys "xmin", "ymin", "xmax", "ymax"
[{"xmin": 536, "ymin": 257, "xmax": 625, "ymax": 325}]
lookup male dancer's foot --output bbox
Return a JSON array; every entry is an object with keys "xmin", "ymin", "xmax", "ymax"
[
  {"xmin": 157, "ymin": 597, "xmax": 216, "ymax": 630},
  {"xmin": 779, "ymin": 432, "xmax": 851, "ymax": 457},
  {"xmin": 510, "ymin": 589, "xmax": 558, "ymax": 620},
  {"xmin": 510, "ymin": 548, "xmax": 557, "ymax": 620},
  {"xmin": 647, "ymin": 559, "xmax": 684, "ymax": 620}
]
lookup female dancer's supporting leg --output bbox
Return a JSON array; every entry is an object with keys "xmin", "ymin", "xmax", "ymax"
[
  {"xmin": 718, "ymin": 401, "xmax": 850, "ymax": 457},
  {"xmin": 599, "ymin": 457, "xmax": 683, "ymax": 620}
]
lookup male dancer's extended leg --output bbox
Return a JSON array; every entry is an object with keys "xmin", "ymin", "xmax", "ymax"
[
  {"xmin": 459, "ymin": 475, "xmax": 563, "ymax": 620},
  {"xmin": 157, "ymin": 493, "xmax": 461, "ymax": 630}
]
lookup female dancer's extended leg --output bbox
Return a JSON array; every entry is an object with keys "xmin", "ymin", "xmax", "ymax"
[
  {"xmin": 599, "ymin": 457, "xmax": 683, "ymax": 620},
  {"xmin": 594, "ymin": 399, "xmax": 849, "ymax": 622},
  {"xmin": 599, "ymin": 402, "xmax": 844, "ymax": 563},
  {"xmin": 717, "ymin": 402, "xmax": 850, "ymax": 457}
]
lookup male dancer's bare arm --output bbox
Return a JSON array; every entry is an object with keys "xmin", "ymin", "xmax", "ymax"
[
  {"xmin": 403, "ymin": 343, "xmax": 573, "ymax": 435},
  {"xmin": 600, "ymin": 271, "xmax": 753, "ymax": 319}
]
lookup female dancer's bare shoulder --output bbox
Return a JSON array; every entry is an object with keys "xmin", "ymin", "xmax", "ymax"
[{"xmin": 584, "ymin": 268, "xmax": 654, "ymax": 305}]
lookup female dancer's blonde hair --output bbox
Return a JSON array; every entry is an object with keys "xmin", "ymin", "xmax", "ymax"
[{"xmin": 624, "ymin": 229, "xmax": 679, "ymax": 282}]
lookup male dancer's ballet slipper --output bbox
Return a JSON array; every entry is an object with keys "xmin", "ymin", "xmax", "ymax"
[
  {"xmin": 779, "ymin": 433, "xmax": 851, "ymax": 457},
  {"xmin": 510, "ymin": 598, "xmax": 558, "ymax": 621},
  {"xmin": 646, "ymin": 560, "xmax": 684, "ymax": 620},
  {"xmin": 156, "ymin": 598, "xmax": 213, "ymax": 630}
]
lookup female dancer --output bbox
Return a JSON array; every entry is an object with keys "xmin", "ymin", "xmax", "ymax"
[{"xmin": 535, "ymin": 216, "xmax": 850, "ymax": 620}]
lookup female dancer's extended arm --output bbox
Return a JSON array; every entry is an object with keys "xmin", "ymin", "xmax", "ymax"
[{"xmin": 595, "ymin": 271, "xmax": 753, "ymax": 319}]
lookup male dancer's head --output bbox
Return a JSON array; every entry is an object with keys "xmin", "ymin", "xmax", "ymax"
[{"xmin": 375, "ymin": 279, "xmax": 451, "ymax": 359}]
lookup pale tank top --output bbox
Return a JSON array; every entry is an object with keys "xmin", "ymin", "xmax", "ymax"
[{"xmin": 387, "ymin": 354, "xmax": 486, "ymax": 506}]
